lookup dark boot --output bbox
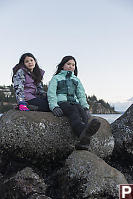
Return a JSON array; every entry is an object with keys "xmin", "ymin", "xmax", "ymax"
[
  {"xmin": 75, "ymin": 119, "xmax": 101, "ymax": 150},
  {"xmin": 79, "ymin": 119, "xmax": 101, "ymax": 140}
]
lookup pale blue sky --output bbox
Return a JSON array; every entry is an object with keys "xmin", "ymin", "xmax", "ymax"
[{"xmin": 0, "ymin": 0, "xmax": 133, "ymax": 104}]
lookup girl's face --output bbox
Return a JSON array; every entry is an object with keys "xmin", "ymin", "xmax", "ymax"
[
  {"xmin": 63, "ymin": 59, "xmax": 75, "ymax": 72},
  {"xmin": 24, "ymin": 56, "xmax": 36, "ymax": 72}
]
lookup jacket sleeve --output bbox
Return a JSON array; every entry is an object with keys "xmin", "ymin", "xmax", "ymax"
[
  {"xmin": 76, "ymin": 79, "xmax": 89, "ymax": 109},
  {"xmin": 47, "ymin": 76, "xmax": 59, "ymax": 111},
  {"xmin": 13, "ymin": 69, "xmax": 26, "ymax": 103},
  {"xmin": 36, "ymin": 82, "xmax": 46, "ymax": 95}
]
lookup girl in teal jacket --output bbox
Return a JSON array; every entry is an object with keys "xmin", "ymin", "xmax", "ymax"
[{"xmin": 47, "ymin": 56, "xmax": 100, "ymax": 149}]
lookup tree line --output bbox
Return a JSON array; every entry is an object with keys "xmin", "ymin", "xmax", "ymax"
[{"xmin": 0, "ymin": 85, "xmax": 115, "ymax": 113}]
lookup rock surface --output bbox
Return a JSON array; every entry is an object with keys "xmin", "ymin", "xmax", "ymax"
[
  {"xmin": 87, "ymin": 116, "xmax": 114, "ymax": 159},
  {"xmin": 0, "ymin": 109, "xmax": 130, "ymax": 199},
  {"xmin": 0, "ymin": 110, "xmax": 113, "ymax": 165},
  {"xmin": 0, "ymin": 110, "xmax": 75, "ymax": 168},
  {"xmin": 111, "ymin": 104, "xmax": 133, "ymax": 157},
  {"xmin": 56, "ymin": 151, "xmax": 128, "ymax": 199},
  {"xmin": 0, "ymin": 167, "xmax": 51, "ymax": 199},
  {"xmin": 110, "ymin": 104, "xmax": 133, "ymax": 184}
]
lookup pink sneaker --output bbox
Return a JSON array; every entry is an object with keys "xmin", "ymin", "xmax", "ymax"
[{"xmin": 19, "ymin": 104, "xmax": 29, "ymax": 111}]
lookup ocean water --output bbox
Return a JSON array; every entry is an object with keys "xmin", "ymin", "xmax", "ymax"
[
  {"xmin": 0, "ymin": 113, "xmax": 122, "ymax": 123},
  {"xmin": 92, "ymin": 113, "xmax": 122, "ymax": 124}
]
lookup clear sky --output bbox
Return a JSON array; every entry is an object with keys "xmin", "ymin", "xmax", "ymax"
[{"xmin": 0, "ymin": 0, "xmax": 133, "ymax": 104}]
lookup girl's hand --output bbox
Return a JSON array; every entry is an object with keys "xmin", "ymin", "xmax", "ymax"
[
  {"xmin": 53, "ymin": 107, "xmax": 63, "ymax": 117},
  {"xmin": 19, "ymin": 101, "xmax": 29, "ymax": 111}
]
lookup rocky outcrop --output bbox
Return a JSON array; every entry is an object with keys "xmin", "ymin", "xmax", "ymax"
[
  {"xmin": 110, "ymin": 104, "xmax": 133, "ymax": 184},
  {"xmin": 111, "ymin": 104, "xmax": 133, "ymax": 157},
  {"xmin": 0, "ymin": 109, "xmax": 130, "ymax": 198},
  {"xmin": 0, "ymin": 110, "xmax": 75, "ymax": 168},
  {"xmin": 56, "ymin": 151, "xmax": 128, "ymax": 199},
  {"xmin": 0, "ymin": 110, "xmax": 113, "ymax": 165},
  {"xmin": 89, "ymin": 102, "xmax": 117, "ymax": 114},
  {"xmin": 87, "ymin": 116, "xmax": 114, "ymax": 158},
  {"xmin": 0, "ymin": 167, "xmax": 51, "ymax": 199}
]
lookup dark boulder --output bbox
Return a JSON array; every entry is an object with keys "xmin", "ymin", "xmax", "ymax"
[
  {"xmin": 0, "ymin": 110, "xmax": 75, "ymax": 168},
  {"xmin": 56, "ymin": 150, "xmax": 128, "ymax": 199},
  {"xmin": 87, "ymin": 116, "xmax": 114, "ymax": 159},
  {"xmin": 0, "ymin": 110, "xmax": 114, "ymax": 168},
  {"xmin": 110, "ymin": 104, "xmax": 133, "ymax": 183},
  {"xmin": 0, "ymin": 167, "xmax": 51, "ymax": 199},
  {"xmin": 0, "ymin": 109, "xmax": 128, "ymax": 199},
  {"xmin": 111, "ymin": 104, "xmax": 133, "ymax": 158}
]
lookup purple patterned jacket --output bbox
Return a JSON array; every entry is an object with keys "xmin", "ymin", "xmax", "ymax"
[{"xmin": 13, "ymin": 67, "xmax": 45, "ymax": 103}]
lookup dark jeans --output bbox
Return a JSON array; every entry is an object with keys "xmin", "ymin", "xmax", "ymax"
[
  {"xmin": 27, "ymin": 95, "xmax": 50, "ymax": 112},
  {"xmin": 59, "ymin": 102, "xmax": 88, "ymax": 137}
]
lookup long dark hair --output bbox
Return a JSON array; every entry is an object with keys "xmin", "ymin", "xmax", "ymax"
[
  {"xmin": 55, "ymin": 56, "xmax": 78, "ymax": 76},
  {"xmin": 12, "ymin": 53, "xmax": 43, "ymax": 83}
]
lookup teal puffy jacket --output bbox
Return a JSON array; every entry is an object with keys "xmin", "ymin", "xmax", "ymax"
[{"xmin": 47, "ymin": 70, "xmax": 89, "ymax": 111}]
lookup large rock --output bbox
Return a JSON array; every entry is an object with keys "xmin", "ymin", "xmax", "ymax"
[
  {"xmin": 110, "ymin": 104, "xmax": 133, "ymax": 183},
  {"xmin": 0, "ymin": 110, "xmax": 114, "ymax": 167},
  {"xmin": 0, "ymin": 167, "xmax": 51, "ymax": 199},
  {"xmin": 56, "ymin": 150, "xmax": 128, "ymax": 199},
  {"xmin": 111, "ymin": 104, "xmax": 133, "ymax": 157},
  {"xmin": 0, "ymin": 110, "xmax": 129, "ymax": 199},
  {"xmin": 0, "ymin": 110, "xmax": 75, "ymax": 167},
  {"xmin": 87, "ymin": 116, "xmax": 114, "ymax": 159}
]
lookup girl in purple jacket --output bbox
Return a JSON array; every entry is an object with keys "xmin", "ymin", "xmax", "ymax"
[{"xmin": 12, "ymin": 53, "xmax": 49, "ymax": 111}]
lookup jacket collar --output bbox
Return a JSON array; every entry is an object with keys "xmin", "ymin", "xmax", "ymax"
[
  {"xmin": 60, "ymin": 70, "xmax": 74, "ymax": 76},
  {"xmin": 22, "ymin": 66, "xmax": 45, "ymax": 77},
  {"xmin": 22, "ymin": 66, "xmax": 31, "ymax": 74}
]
